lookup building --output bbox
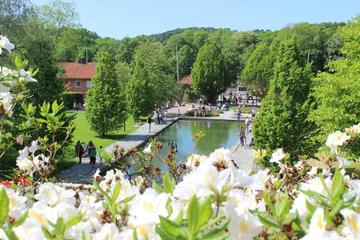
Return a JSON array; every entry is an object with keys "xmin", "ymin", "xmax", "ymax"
[
  {"xmin": 181, "ymin": 74, "xmax": 192, "ymax": 88},
  {"xmin": 59, "ymin": 62, "xmax": 96, "ymax": 96}
]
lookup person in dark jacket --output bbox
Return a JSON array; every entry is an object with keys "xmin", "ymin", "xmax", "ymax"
[
  {"xmin": 75, "ymin": 140, "xmax": 84, "ymax": 164},
  {"xmin": 86, "ymin": 140, "xmax": 97, "ymax": 164}
]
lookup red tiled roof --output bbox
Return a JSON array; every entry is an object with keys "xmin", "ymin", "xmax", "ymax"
[
  {"xmin": 181, "ymin": 75, "xmax": 192, "ymax": 86},
  {"xmin": 59, "ymin": 62, "xmax": 96, "ymax": 80}
]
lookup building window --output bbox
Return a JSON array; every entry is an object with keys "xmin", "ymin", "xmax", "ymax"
[
  {"xmin": 86, "ymin": 80, "xmax": 92, "ymax": 89},
  {"xmin": 75, "ymin": 81, "xmax": 81, "ymax": 88}
]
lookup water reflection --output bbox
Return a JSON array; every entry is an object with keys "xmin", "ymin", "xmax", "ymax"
[{"xmin": 153, "ymin": 120, "xmax": 242, "ymax": 170}]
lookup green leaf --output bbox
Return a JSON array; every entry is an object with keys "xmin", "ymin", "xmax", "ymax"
[
  {"xmin": 276, "ymin": 193, "xmax": 291, "ymax": 223},
  {"xmin": 42, "ymin": 226, "xmax": 54, "ymax": 240},
  {"xmin": 65, "ymin": 214, "xmax": 82, "ymax": 229},
  {"xmin": 159, "ymin": 216, "xmax": 186, "ymax": 237},
  {"xmin": 0, "ymin": 187, "xmax": 9, "ymax": 225},
  {"xmin": 187, "ymin": 196, "xmax": 200, "ymax": 236},
  {"xmin": 111, "ymin": 182, "xmax": 122, "ymax": 202},
  {"xmin": 152, "ymin": 180, "xmax": 161, "ymax": 193},
  {"xmin": 155, "ymin": 224, "xmax": 178, "ymax": 240},
  {"xmin": 162, "ymin": 174, "xmax": 175, "ymax": 194},
  {"xmin": 51, "ymin": 101, "xmax": 59, "ymax": 114},
  {"xmin": 198, "ymin": 197, "xmax": 213, "ymax": 228},
  {"xmin": 11, "ymin": 211, "xmax": 28, "ymax": 228},
  {"xmin": 331, "ymin": 169, "xmax": 345, "ymax": 203},
  {"xmin": 202, "ymin": 217, "xmax": 229, "ymax": 238},
  {"xmin": 254, "ymin": 211, "xmax": 279, "ymax": 229},
  {"xmin": 300, "ymin": 190, "xmax": 330, "ymax": 207}
]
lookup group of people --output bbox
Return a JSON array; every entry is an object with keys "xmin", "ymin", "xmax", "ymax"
[{"xmin": 75, "ymin": 140, "xmax": 104, "ymax": 165}]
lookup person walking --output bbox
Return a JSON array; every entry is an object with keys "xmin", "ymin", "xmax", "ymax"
[
  {"xmin": 237, "ymin": 106, "xmax": 242, "ymax": 121},
  {"xmin": 86, "ymin": 141, "xmax": 97, "ymax": 164},
  {"xmin": 239, "ymin": 126, "xmax": 246, "ymax": 147},
  {"xmin": 75, "ymin": 140, "xmax": 84, "ymax": 164},
  {"xmin": 147, "ymin": 115, "xmax": 152, "ymax": 133}
]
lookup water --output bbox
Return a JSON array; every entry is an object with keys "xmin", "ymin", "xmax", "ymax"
[{"xmin": 153, "ymin": 120, "xmax": 242, "ymax": 170}]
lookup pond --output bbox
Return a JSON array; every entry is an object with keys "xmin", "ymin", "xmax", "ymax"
[{"xmin": 153, "ymin": 119, "xmax": 242, "ymax": 170}]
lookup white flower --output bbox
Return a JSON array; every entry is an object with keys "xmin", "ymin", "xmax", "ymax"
[
  {"xmin": 143, "ymin": 143, "xmax": 152, "ymax": 154},
  {"xmin": 113, "ymin": 180, "xmax": 138, "ymax": 203},
  {"xmin": 6, "ymin": 188, "xmax": 27, "ymax": 219},
  {"xmin": 349, "ymin": 123, "xmax": 360, "ymax": 134},
  {"xmin": 325, "ymin": 131, "xmax": 350, "ymax": 153},
  {"xmin": 235, "ymin": 169, "xmax": 269, "ymax": 191},
  {"xmin": 28, "ymin": 140, "xmax": 38, "ymax": 154},
  {"xmin": 129, "ymin": 188, "xmax": 169, "ymax": 225},
  {"xmin": 270, "ymin": 148, "xmax": 286, "ymax": 164},
  {"xmin": 92, "ymin": 223, "xmax": 122, "ymax": 240},
  {"xmin": 341, "ymin": 209, "xmax": 360, "ymax": 239},
  {"xmin": 16, "ymin": 157, "xmax": 34, "ymax": 174},
  {"xmin": 186, "ymin": 154, "xmax": 208, "ymax": 168},
  {"xmin": 0, "ymin": 35, "xmax": 14, "ymax": 53},
  {"xmin": 93, "ymin": 168, "xmax": 101, "ymax": 179},
  {"xmin": 0, "ymin": 91, "xmax": 13, "ymax": 116},
  {"xmin": 337, "ymin": 156, "xmax": 353, "ymax": 167},
  {"xmin": 227, "ymin": 212, "xmax": 263, "ymax": 240},
  {"xmin": 0, "ymin": 229, "xmax": 8, "ymax": 240},
  {"xmin": 302, "ymin": 208, "xmax": 343, "ymax": 239},
  {"xmin": 13, "ymin": 217, "xmax": 45, "ymax": 240},
  {"xmin": 35, "ymin": 183, "xmax": 76, "ymax": 207},
  {"xmin": 207, "ymin": 148, "xmax": 233, "ymax": 167},
  {"xmin": 18, "ymin": 69, "xmax": 37, "ymax": 82}
]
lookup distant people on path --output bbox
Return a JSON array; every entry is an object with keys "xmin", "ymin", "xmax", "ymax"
[
  {"xmin": 245, "ymin": 117, "xmax": 249, "ymax": 133},
  {"xmin": 98, "ymin": 145, "xmax": 105, "ymax": 162},
  {"xmin": 147, "ymin": 115, "xmax": 152, "ymax": 133},
  {"xmin": 75, "ymin": 140, "xmax": 84, "ymax": 164},
  {"xmin": 237, "ymin": 106, "xmax": 242, "ymax": 121},
  {"xmin": 239, "ymin": 126, "xmax": 246, "ymax": 147},
  {"xmin": 86, "ymin": 141, "xmax": 97, "ymax": 164}
]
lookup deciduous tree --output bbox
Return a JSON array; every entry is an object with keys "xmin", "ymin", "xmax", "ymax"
[{"xmin": 86, "ymin": 50, "xmax": 127, "ymax": 136}]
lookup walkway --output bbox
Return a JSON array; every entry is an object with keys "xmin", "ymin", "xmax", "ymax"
[
  {"xmin": 230, "ymin": 141, "xmax": 254, "ymax": 172},
  {"xmin": 56, "ymin": 119, "xmax": 177, "ymax": 183}
]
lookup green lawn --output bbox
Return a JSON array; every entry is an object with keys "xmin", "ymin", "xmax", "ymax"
[
  {"xmin": 70, "ymin": 110, "xmax": 138, "ymax": 149},
  {"xmin": 56, "ymin": 111, "xmax": 138, "ymax": 172}
]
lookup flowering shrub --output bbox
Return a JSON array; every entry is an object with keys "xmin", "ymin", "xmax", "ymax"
[{"xmin": 0, "ymin": 141, "xmax": 360, "ymax": 239}]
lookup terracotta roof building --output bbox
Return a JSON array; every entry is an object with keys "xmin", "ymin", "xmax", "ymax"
[
  {"xmin": 59, "ymin": 62, "xmax": 96, "ymax": 96},
  {"xmin": 181, "ymin": 74, "xmax": 192, "ymax": 87}
]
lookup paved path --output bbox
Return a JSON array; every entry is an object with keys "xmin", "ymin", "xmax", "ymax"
[
  {"xmin": 56, "ymin": 119, "xmax": 177, "ymax": 183},
  {"xmin": 230, "ymin": 141, "xmax": 254, "ymax": 172}
]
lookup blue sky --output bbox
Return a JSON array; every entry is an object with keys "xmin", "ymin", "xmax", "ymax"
[{"xmin": 32, "ymin": 0, "xmax": 360, "ymax": 39}]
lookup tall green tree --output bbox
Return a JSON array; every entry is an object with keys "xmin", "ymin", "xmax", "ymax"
[
  {"xmin": 37, "ymin": 0, "xmax": 79, "ymax": 39},
  {"xmin": 25, "ymin": 37, "xmax": 65, "ymax": 106},
  {"xmin": 126, "ymin": 42, "xmax": 175, "ymax": 120},
  {"xmin": 191, "ymin": 42, "xmax": 227, "ymax": 102},
  {"xmin": 309, "ymin": 17, "xmax": 360, "ymax": 144},
  {"xmin": 86, "ymin": 50, "xmax": 127, "ymax": 136},
  {"xmin": 241, "ymin": 42, "xmax": 275, "ymax": 97},
  {"xmin": 253, "ymin": 39, "xmax": 313, "ymax": 162}
]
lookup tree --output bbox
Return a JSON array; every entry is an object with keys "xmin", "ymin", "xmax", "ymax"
[
  {"xmin": 25, "ymin": 37, "xmax": 65, "ymax": 106},
  {"xmin": 86, "ymin": 50, "xmax": 127, "ymax": 136},
  {"xmin": 309, "ymin": 17, "xmax": 360, "ymax": 144},
  {"xmin": 191, "ymin": 42, "xmax": 227, "ymax": 102},
  {"xmin": 37, "ymin": 0, "xmax": 79, "ymax": 38},
  {"xmin": 241, "ymin": 42, "xmax": 274, "ymax": 97},
  {"xmin": 55, "ymin": 28, "xmax": 98, "ymax": 62},
  {"xmin": 126, "ymin": 42, "xmax": 175, "ymax": 119},
  {"xmin": 253, "ymin": 39, "xmax": 313, "ymax": 162}
]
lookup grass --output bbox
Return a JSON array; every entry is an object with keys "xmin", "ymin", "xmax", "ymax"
[
  {"xmin": 70, "ymin": 111, "xmax": 138, "ymax": 148},
  {"xmin": 56, "ymin": 111, "xmax": 138, "ymax": 171}
]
